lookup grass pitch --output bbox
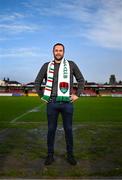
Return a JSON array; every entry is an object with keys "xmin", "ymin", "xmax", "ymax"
[
  {"xmin": 0, "ymin": 96, "xmax": 122, "ymax": 178},
  {"xmin": 0, "ymin": 96, "xmax": 122, "ymax": 126}
]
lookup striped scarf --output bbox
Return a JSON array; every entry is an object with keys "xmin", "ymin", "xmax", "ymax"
[{"xmin": 41, "ymin": 58, "xmax": 70, "ymax": 103}]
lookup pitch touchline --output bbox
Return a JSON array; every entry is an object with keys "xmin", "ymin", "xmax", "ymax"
[{"xmin": 10, "ymin": 103, "xmax": 45, "ymax": 123}]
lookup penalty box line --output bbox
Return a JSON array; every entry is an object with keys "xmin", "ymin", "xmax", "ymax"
[{"xmin": 10, "ymin": 103, "xmax": 45, "ymax": 123}]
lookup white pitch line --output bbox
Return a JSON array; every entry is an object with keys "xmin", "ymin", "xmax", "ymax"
[{"xmin": 11, "ymin": 104, "xmax": 45, "ymax": 123}]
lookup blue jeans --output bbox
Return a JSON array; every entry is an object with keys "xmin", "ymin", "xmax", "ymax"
[{"xmin": 46, "ymin": 101, "xmax": 74, "ymax": 155}]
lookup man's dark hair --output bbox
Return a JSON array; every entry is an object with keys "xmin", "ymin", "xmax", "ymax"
[{"xmin": 53, "ymin": 43, "xmax": 65, "ymax": 52}]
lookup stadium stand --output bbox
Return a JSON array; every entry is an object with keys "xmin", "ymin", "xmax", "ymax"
[{"xmin": 0, "ymin": 79, "xmax": 122, "ymax": 97}]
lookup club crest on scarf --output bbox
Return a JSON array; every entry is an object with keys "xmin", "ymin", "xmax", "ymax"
[{"xmin": 60, "ymin": 82, "xmax": 69, "ymax": 94}]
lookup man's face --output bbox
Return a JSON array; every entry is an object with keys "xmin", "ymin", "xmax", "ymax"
[{"xmin": 53, "ymin": 45, "xmax": 64, "ymax": 61}]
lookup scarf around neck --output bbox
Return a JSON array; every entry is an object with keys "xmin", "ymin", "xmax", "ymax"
[{"xmin": 41, "ymin": 58, "xmax": 70, "ymax": 103}]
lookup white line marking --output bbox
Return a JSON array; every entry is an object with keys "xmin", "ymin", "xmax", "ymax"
[{"xmin": 11, "ymin": 103, "xmax": 45, "ymax": 123}]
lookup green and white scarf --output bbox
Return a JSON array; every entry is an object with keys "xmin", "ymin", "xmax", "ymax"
[{"xmin": 41, "ymin": 58, "xmax": 70, "ymax": 103}]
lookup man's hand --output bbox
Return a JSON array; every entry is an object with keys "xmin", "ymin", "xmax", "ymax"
[{"xmin": 70, "ymin": 94, "xmax": 79, "ymax": 102}]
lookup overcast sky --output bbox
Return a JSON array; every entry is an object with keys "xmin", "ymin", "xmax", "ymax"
[{"xmin": 0, "ymin": 0, "xmax": 122, "ymax": 83}]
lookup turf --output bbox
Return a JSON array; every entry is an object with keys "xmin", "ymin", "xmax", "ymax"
[
  {"xmin": 0, "ymin": 96, "xmax": 122, "ymax": 126},
  {"xmin": 74, "ymin": 97, "xmax": 122, "ymax": 123},
  {"xmin": 0, "ymin": 96, "xmax": 122, "ymax": 178},
  {"xmin": 0, "ymin": 96, "xmax": 41, "ymax": 123}
]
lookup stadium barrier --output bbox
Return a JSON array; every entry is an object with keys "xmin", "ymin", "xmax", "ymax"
[
  {"xmin": 0, "ymin": 93, "xmax": 38, "ymax": 96},
  {"xmin": 12, "ymin": 93, "xmax": 23, "ymax": 96},
  {"xmin": 0, "ymin": 93, "xmax": 13, "ymax": 96},
  {"xmin": 0, "ymin": 92, "xmax": 122, "ymax": 97},
  {"xmin": 28, "ymin": 93, "xmax": 38, "ymax": 96},
  {"xmin": 111, "ymin": 94, "xmax": 122, "ymax": 97}
]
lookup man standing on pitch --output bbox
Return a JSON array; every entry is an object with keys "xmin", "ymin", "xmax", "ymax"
[{"xmin": 35, "ymin": 43, "xmax": 85, "ymax": 165}]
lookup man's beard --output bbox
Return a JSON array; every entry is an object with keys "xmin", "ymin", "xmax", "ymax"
[{"xmin": 54, "ymin": 54, "xmax": 64, "ymax": 61}]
